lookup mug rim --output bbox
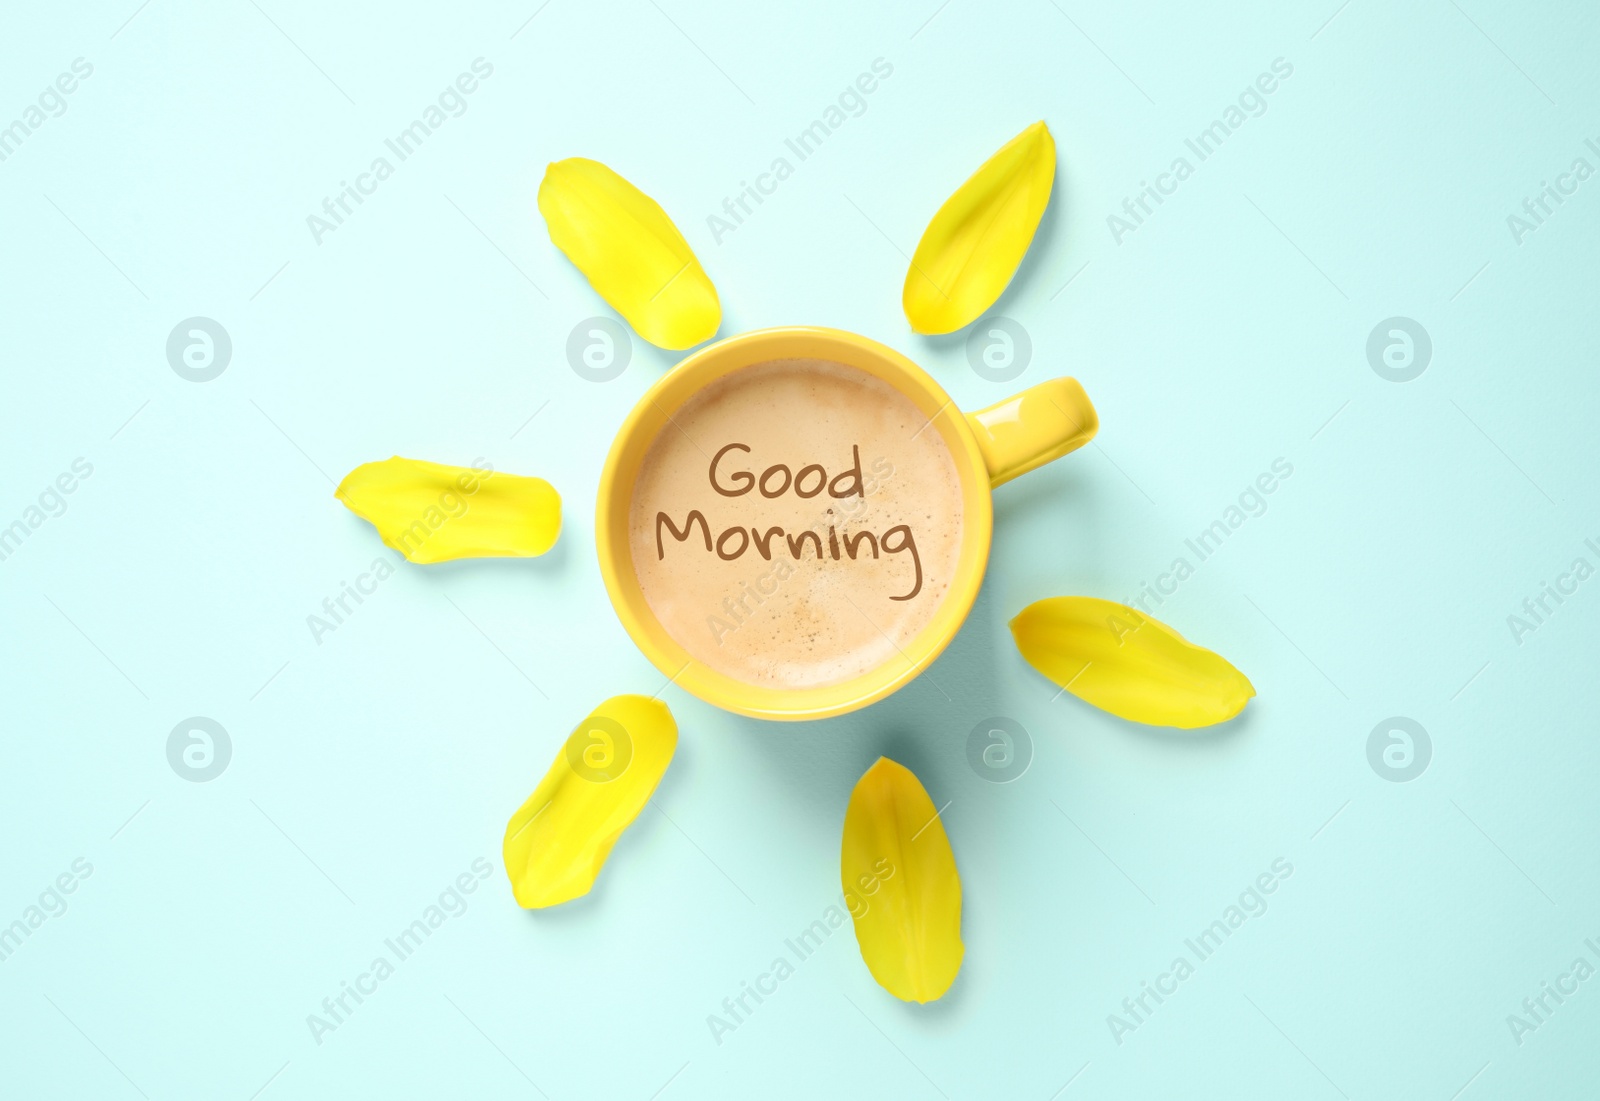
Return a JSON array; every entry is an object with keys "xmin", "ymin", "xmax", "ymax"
[{"xmin": 594, "ymin": 326, "xmax": 994, "ymax": 721}]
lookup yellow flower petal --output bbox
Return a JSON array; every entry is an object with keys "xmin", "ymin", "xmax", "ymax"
[
  {"xmin": 503, "ymin": 695, "xmax": 678, "ymax": 909},
  {"xmin": 841, "ymin": 758, "xmax": 963, "ymax": 1003},
  {"xmin": 335, "ymin": 457, "xmax": 560, "ymax": 564},
  {"xmin": 902, "ymin": 121, "xmax": 1056, "ymax": 335},
  {"xmin": 538, "ymin": 157, "xmax": 720, "ymax": 350},
  {"xmin": 1010, "ymin": 597, "xmax": 1255, "ymax": 729}
]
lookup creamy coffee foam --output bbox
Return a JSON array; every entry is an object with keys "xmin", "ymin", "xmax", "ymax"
[{"xmin": 628, "ymin": 358, "xmax": 965, "ymax": 689}]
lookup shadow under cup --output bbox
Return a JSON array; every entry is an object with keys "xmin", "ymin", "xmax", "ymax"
[{"xmin": 595, "ymin": 327, "xmax": 994, "ymax": 722}]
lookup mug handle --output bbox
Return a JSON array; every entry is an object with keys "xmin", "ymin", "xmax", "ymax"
[{"xmin": 965, "ymin": 378, "xmax": 1099, "ymax": 488}]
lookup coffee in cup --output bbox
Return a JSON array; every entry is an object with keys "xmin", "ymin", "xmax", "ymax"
[{"xmin": 628, "ymin": 358, "xmax": 964, "ymax": 689}]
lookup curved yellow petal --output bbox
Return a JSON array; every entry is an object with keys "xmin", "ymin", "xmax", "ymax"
[
  {"xmin": 538, "ymin": 157, "xmax": 720, "ymax": 350},
  {"xmin": 336, "ymin": 457, "xmax": 560, "ymax": 564},
  {"xmin": 1010, "ymin": 597, "xmax": 1255, "ymax": 729},
  {"xmin": 841, "ymin": 758, "xmax": 963, "ymax": 1003},
  {"xmin": 902, "ymin": 121, "xmax": 1056, "ymax": 335},
  {"xmin": 503, "ymin": 695, "xmax": 678, "ymax": 909}
]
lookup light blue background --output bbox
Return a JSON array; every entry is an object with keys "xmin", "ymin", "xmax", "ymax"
[{"xmin": 3, "ymin": 0, "xmax": 1597, "ymax": 1097}]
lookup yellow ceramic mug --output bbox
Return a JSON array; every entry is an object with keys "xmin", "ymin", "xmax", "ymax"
[{"xmin": 595, "ymin": 327, "xmax": 1097, "ymax": 721}]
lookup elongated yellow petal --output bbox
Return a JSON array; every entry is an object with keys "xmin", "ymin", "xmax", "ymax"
[
  {"xmin": 903, "ymin": 121, "xmax": 1055, "ymax": 335},
  {"xmin": 538, "ymin": 157, "xmax": 720, "ymax": 350},
  {"xmin": 841, "ymin": 758, "xmax": 963, "ymax": 1003},
  {"xmin": 503, "ymin": 695, "xmax": 677, "ymax": 908},
  {"xmin": 1010, "ymin": 597, "xmax": 1255, "ymax": 728},
  {"xmin": 336, "ymin": 457, "xmax": 560, "ymax": 564}
]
